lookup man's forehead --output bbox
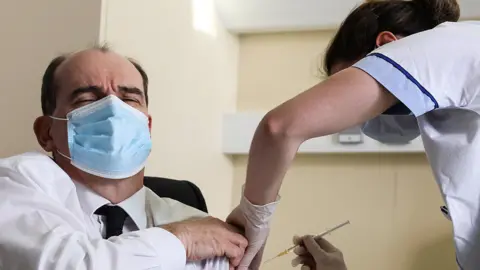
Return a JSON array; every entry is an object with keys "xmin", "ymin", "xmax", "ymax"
[{"xmin": 54, "ymin": 49, "xmax": 144, "ymax": 91}]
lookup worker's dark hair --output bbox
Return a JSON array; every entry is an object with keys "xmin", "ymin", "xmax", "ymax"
[
  {"xmin": 323, "ymin": 0, "xmax": 460, "ymax": 75},
  {"xmin": 41, "ymin": 44, "xmax": 149, "ymax": 115}
]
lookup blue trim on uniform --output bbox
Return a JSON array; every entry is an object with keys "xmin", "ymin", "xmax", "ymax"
[
  {"xmin": 353, "ymin": 54, "xmax": 437, "ymax": 116},
  {"xmin": 370, "ymin": 53, "xmax": 439, "ymax": 109}
]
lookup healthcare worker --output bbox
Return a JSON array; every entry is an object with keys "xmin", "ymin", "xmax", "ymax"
[{"xmin": 227, "ymin": 0, "xmax": 480, "ymax": 269}]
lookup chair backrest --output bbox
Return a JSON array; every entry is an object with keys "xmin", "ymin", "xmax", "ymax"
[{"xmin": 144, "ymin": 176, "xmax": 208, "ymax": 213}]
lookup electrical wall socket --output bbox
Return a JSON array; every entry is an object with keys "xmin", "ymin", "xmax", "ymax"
[{"xmin": 337, "ymin": 126, "xmax": 363, "ymax": 144}]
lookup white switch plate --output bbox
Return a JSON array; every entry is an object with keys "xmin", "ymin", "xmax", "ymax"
[{"xmin": 337, "ymin": 133, "xmax": 363, "ymax": 144}]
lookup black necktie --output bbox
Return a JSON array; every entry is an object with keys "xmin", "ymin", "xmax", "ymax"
[{"xmin": 94, "ymin": 205, "xmax": 128, "ymax": 238}]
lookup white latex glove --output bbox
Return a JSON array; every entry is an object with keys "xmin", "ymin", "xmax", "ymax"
[
  {"xmin": 226, "ymin": 193, "xmax": 280, "ymax": 270},
  {"xmin": 291, "ymin": 235, "xmax": 347, "ymax": 270}
]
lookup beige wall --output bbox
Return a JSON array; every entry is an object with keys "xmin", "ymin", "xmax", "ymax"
[
  {"xmin": 234, "ymin": 31, "xmax": 457, "ymax": 270},
  {"xmin": 0, "ymin": 0, "xmax": 101, "ymax": 157},
  {"xmin": 101, "ymin": 0, "xmax": 238, "ymax": 219}
]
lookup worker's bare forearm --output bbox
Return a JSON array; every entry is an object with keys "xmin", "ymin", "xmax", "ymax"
[{"xmin": 243, "ymin": 117, "xmax": 301, "ymax": 205}]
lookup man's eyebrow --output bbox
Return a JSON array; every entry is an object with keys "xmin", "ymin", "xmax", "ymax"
[
  {"xmin": 70, "ymin": 86, "xmax": 103, "ymax": 102},
  {"xmin": 118, "ymin": 86, "xmax": 145, "ymax": 98}
]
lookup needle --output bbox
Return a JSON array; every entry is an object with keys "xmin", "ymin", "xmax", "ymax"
[{"xmin": 263, "ymin": 220, "xmax": 351, "ymax": 264}]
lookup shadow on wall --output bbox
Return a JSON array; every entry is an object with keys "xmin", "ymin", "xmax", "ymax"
[{"xmin": 410, "ymin": 234, "xmax": 457, "ymax": 270}]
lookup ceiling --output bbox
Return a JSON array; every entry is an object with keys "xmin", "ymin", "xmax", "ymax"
[{"xmin": 215, "ymin": 0, "xmax": 480, "ymax": 34}]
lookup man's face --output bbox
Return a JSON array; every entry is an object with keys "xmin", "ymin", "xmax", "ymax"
[{"xmin": 36, "ymin": 49, "xmax": 151, "ymax": 179}]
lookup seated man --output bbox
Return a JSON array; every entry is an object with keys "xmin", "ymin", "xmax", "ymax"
[{"xmin": 0, "ymin": 45, "xmax": 247, "ymax": 270}]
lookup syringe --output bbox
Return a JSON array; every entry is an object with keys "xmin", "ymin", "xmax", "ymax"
[{"xmin": 263, "ymin": 220, "xmax": 350, "ymax": 264}]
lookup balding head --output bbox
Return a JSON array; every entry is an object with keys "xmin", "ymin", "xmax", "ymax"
[{"xmin": 41, "ymin": 45, "xmax": 149, "ymax": 116}]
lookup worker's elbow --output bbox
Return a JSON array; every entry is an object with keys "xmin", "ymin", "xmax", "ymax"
[{"xmin": 261, "ymin": 112, "xmax": 298, "ymax": 141}]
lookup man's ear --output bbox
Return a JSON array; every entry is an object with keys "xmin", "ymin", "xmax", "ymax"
[
  {"xmin": 148, "ymin": 115, "xmax": 152, "ymax": 134},
  {"xmin": 34, "ymin": 116, "xmax": 54, "ymax": 152},
  {"xmin": 376, "ymin": 31, "xmax": 399, "ymax": 47}
]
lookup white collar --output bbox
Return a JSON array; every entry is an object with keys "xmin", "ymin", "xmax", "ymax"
[{"xmin": 74, "ymin": 181, "xmax": 147, "ymax": 230}]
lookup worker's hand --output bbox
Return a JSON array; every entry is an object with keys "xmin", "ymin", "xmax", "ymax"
[
  {"xmin": 160, "ymin": 216, "xmax": 248, "ymax": 268},
  {"xmin": 226, "ymin": 194, "xmax": 279, "ymax": 270},
  {"xmin": 291, "ymin": 235, "xmax": 347, "ymax": 270}
]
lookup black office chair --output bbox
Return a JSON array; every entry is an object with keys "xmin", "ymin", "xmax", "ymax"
[{"xmin": 144, "ymin": 176, "xmax": 208, "ymax": 213}]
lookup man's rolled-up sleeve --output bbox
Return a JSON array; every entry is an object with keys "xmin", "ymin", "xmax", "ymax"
[{"xmin": 185, "ymin": 257, "xmax": 230, "ymax": 270}]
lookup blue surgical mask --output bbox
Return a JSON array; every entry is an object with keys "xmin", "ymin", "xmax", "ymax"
[{"xmin": 51, "ymin": 95, "xmax": 152, "ymax": 179}]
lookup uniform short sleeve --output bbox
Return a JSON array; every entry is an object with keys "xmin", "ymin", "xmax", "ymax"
[{"xmin": 353, "ymin": 21, "xmax": 480, "ymax": 117}]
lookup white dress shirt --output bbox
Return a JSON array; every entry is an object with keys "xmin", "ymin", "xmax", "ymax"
[
  {"xmin": 74, "ymin": 181, "xmax": 147, "ymax": 238},
  {"xmin": 0, "ymin": 152, "xmax": 229, "ymax": 270}
]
